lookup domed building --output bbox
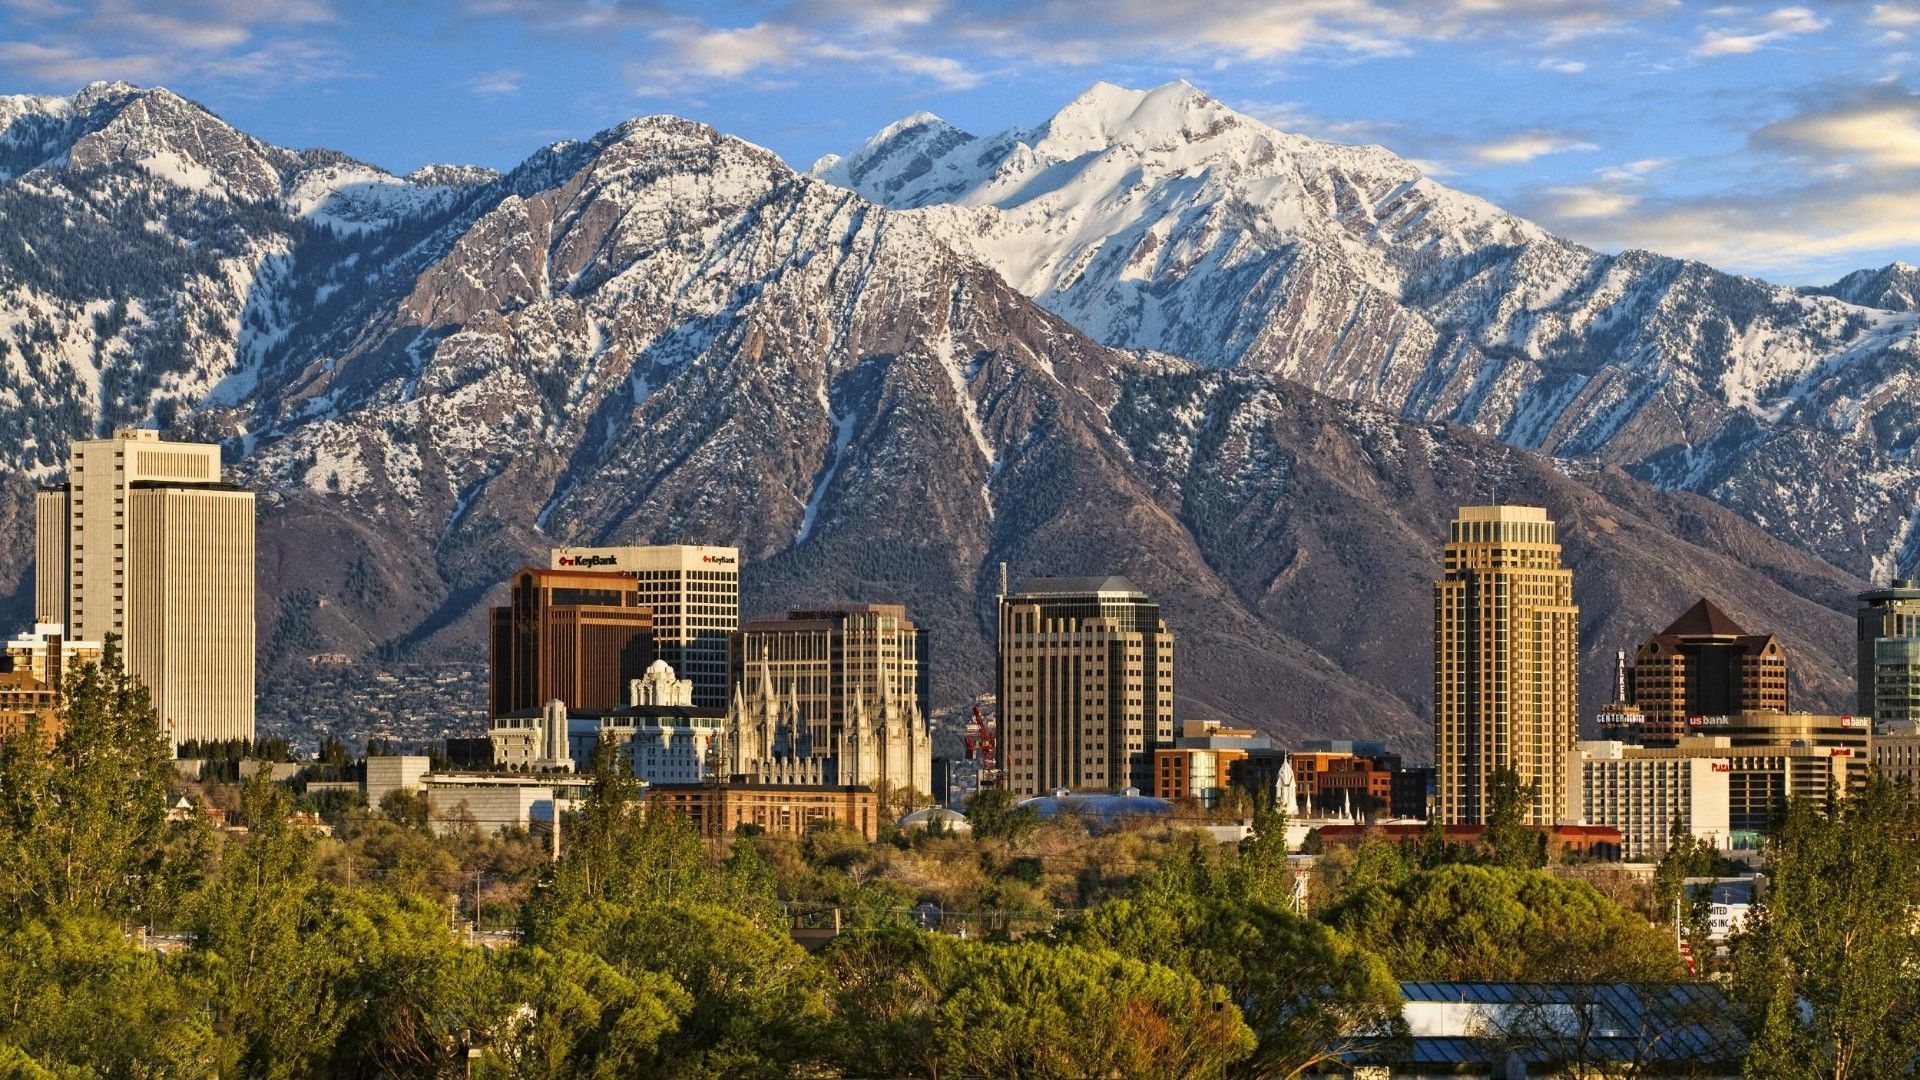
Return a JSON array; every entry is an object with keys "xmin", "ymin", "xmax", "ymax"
[
  {"xmin": 1014, "ymin": 787, "xmax": 1173, "ymax": 831},
  {"xmin": 897, "ymin": 806, "xmax": 971, "ymax": 834}
]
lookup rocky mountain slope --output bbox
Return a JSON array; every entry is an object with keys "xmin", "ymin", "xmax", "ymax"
[
  {"xmin": 0, "ymin": 83, "xmax": 1878, "ymax": 750},
  {"xmin": 821, "ymin": 81, "xmax": 1920, "ymax": 587}
]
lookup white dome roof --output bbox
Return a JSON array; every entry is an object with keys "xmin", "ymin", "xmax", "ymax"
[{"xmin": 898, "ymin": 806, "xmax": 971, "ymax": 833}]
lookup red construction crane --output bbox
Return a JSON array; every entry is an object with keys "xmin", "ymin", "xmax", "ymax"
[{"xmin": 963, "ymin": 704, "xmax": 1001, "ymax": 788}]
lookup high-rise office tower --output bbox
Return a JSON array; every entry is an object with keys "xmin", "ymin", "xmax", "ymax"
[
  {"xmin": 1632, "ymin": 598, "xmax": 1787, "ymax": 745},
  {"xmin": 997, "ymin": 576, "xmax": 1175, "ymax": 797},
  {"xmin": 728, "ymin": 604, "xmax": 932, "ymax": 796},
  {"xmin": 1433, "ymin": 506, "xmax": 1579, "ymax": 826},
  {"xmin": 35, "ymin": 429, "xmax": 255, "ymax": 746},
  {"xmin": 489, "ymin": 568, "xmax": 655, "ymax": 716},
  {"xmin": 550, "ymin": 545, "xmax": 738, "ymax": 709},
  {"xmin": 1857, "ymin": 579, "xmax": 1920, "ymax": 728}
]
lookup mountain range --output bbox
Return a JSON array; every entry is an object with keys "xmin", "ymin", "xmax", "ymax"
[{"xmin": 0, "ymin": 79, "xmax": 1904, "ymax": 750}]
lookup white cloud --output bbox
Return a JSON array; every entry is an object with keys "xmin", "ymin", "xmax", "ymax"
[
  {"xmin": 1537, "ymin": 57, "xmax": 1588, "ymax": 73},
  {"xmin": 1543, "ymin": 185, "xmax": 1920, "ymax": 275},
  {"xmin": 1757, "ymin": 87, "xmax": 1920, "ymax": 171},
  {"xmin": 1869, "ymin": 4, "xmax": 1920, "ymax": 29},
  {"xmin": 1596, "ymin": 157, "xmax": 1666, "ymax": 182},
  {"xmin": 642, "ymin": 14, "xmax": 979, "ymax": 93},
  {"xmin": 1470, "ymin": 130, "xmax": 1598, "ymax": 164},
  {"xmin": 1533, "ymin": 183, "xmax": 1640, "ymax": 218},
  {"xmin": 1234, "ymin": 99, "xmax": 1402, "ymax": 144},
  {"xmin": 478, "ymin": 0, "xmax": 1676, "ymax": 95},
  {"xmin": 1692, "ymin": 5, "xmax": 1829, "ymax": 58},
  {"xmin": 660, "ymin": 22, "xmax": 803, "ymax": 79},
  {"xmin": 0, "ymin": 0, "xmax": 344, "ymax": 90},
  {"xmin": 469, "ymin": 68, "xmax": 523, "ymax": 97},
  {"xmin": 1511, "ymin": 93, "xmax": 1920, "ymax": 277},
  {"xmin": 0, "ymin": 39, "xmax": 173, "ymax": 83}
]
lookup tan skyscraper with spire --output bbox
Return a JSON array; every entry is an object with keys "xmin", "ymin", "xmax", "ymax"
[{"xmin": 1434, "ymin": 505, "xmax": 1579, "ymax": 825}]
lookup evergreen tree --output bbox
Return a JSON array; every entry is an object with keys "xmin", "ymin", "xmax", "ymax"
[{"xmin": 1482, "ymin": 768, "xmax": 1547, "ymax": 869}]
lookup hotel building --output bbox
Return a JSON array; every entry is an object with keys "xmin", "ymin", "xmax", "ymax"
[
  {"xmin": 1578, "ymin": 742, "xmax": 1733, "ymax": 861},
  {"xmin": 489, "ymin": 567, "xmax": 654, "ymax": 716},
  {"xmin": 35, "ymin": 429, "xmax": 255, "ymax": 746},
  {"xmin": 1632, "ymin": 598, "xmax": 1788, "ymax": 746},
  {"xmin": 997, "ymin": 576, "xmax": 1175, "ymax": 797},
  {"xmin": 549, "ymin": 544, "xmax": 739, "ymax": 709},
  {"xmin": 1583, "ymin": 711, "xmax": 1871, "ymax": 848},
  {"xmin": 1433, "ymin": 505, "xmax": 1579, "ymax": 826}
]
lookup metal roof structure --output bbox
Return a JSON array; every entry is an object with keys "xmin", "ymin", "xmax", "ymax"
[
  {"xmin": 1012, "ymin": 575, "xmax": 1145, "ymax": 597},
  {"xmin": 1015, "ymin": 789, "xmax": 1174, "ymax": 825},
  {"xmin": 1377, "ymin": 982, "xmax": 1746, "ymax": 1072}
]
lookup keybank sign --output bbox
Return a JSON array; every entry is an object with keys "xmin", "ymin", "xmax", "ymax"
[{"xmin": 557, "ymin": 554, "xmax": 620, "ymax": 569}]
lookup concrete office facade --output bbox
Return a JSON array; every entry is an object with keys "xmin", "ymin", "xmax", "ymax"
[
  {"xmin": 996, "ymin": 576, "xmax": 1175, "ymax": 797},
  {"xmin": 550, "ymin": 545, "xmax": 739, "ymax": 710},
  {"xmin": 35, "ymin": 430, "xmax": 255, "ymax": 746}
]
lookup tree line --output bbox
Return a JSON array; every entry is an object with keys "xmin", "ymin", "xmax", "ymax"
[{"xmin": 0, "ymin": 644, "xmax": 1916, "ymax": 1077}]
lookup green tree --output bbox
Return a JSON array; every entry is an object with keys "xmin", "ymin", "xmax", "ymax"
[
  {"xmin": 1654, "ymin": 819, "xmax": 1724, "ymax": 971},
  {"xmin": 320, "ymin": 887, "xmax": 502, "ymax": 1078},
  {"xmin": 0, "ymin": 912, "xmax": 219, "ymax": 1077},
  {"xmin": 188, "ymin": 774, "xmax": 348, "ymax": 1078},
  {"xmin": 1734, "ymin": 779, "xmax": 1920, "ymax": 1079},
  {"xmin": 1482, "ymin": 768, "xmax": 1546, "ymax": 869},
  {"xmin": 0, "ymin": 640, "xmax": 182, "ymax": 922},
  {"xmin": 1327, "ymin": 864, "xmax": 1682, "ymax": 983},
  {"xmin": 378, "ymin": 787, "xmax": 431, "ymax": 831},
  {"xmin": 934, "ymin": 940, "xmax": 1255, "ymax": 1079},
  {"xmin": 819, "ymin": 928, "xmax": 965, "ymax": 1079},
  {"xmin": 535, "ymin": 900, "xmax": 833, "ymax": 1078},
  {"xmin": 1235, "ymin": 795, "xmax": 1295, "ymax": 907},
  {"xmin": 1069, "ymin": 888, "xmax": 1405, "ymax": 1078},
  {"xmin": 480, "ymin": 947, "xmax": 689, "ymax": 1079},
  {"xmin": 966, "ymin": 787, "xmax": 1040, "ymax": 844},
  {"xmin": 526, "ymin": 743, "xmax": 779, "ymax": 933}
]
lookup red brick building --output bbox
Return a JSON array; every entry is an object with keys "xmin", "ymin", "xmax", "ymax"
[{"xmin": 1634, "ymin": 599, "xmax": 1788, "ymax": 746}]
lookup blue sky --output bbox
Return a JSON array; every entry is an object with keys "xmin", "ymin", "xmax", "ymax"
[{"xmin": 2, "ymin": 1, "xmax": 1917, "ymax": 283}]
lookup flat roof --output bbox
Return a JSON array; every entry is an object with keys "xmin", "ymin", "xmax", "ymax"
[
  {"xmin": 1453, "ymin": 504, "xmax": 1549, "ymax": 522},
  {"xmin": 1012, "ymin": 575, "xmax": 1145, "ymax": 597}
]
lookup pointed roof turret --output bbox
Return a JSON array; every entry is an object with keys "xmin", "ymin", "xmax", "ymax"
[{"xmin": 1660, "ymin": 598, "xmax": 1748, "ymax": 638}]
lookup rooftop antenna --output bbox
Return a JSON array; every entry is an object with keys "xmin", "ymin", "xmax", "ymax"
[{"xmin": 998, "ymin": 561, "xmax": 1008, "ymax": 599}]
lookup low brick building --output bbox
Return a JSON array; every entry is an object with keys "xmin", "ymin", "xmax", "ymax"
[{"xmin": 648, "ymin": 782, "xmax": 879, "ymax": 841}]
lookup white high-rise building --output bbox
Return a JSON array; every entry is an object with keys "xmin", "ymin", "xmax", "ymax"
[
  {"xmin": 1577, "ymin": 741, "xmax": 1732, "ymax": 861},
  {"xmin": 36, "ymin": 429, "xmax": 255, "ymax": 746},
  {"xmin": 549, "ymin": 544, "xmax": 739, "ymax": 709}
]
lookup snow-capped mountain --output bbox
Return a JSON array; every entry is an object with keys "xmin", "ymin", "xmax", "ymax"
[
  {"xmin": 0, "ymin": 82, "xmax": 1879, "ymax": 745},
  {"xmin": 822, "ymin": 81, "xmax": 1920, "ymax": 585}
]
